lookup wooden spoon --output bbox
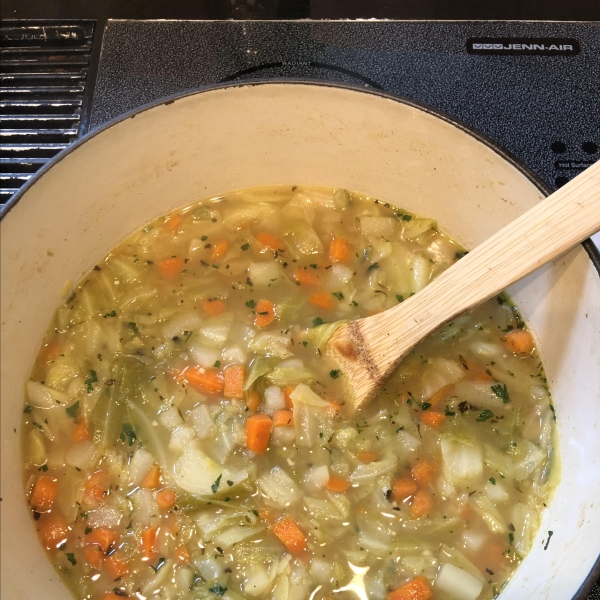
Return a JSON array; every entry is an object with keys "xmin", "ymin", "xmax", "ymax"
[{"xmin": 326, "ymin": 160, "xmax": 600, "ymax": 411}]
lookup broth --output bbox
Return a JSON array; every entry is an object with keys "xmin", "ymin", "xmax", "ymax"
[{"xmin": 22, "ymin": 186, "xmax": 556, "ymax": 600}]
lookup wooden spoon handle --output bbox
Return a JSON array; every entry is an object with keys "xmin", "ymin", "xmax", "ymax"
[{"xmin": 328, "ymin": 160, "xmax": 600, "ymax": 407}]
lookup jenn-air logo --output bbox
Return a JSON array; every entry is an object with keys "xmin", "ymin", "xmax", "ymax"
[{"xmin": 467, "ymin": 38, "xmax": 580, "ymax": 56}]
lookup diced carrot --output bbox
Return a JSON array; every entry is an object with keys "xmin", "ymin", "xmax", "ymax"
[
  {"xmin": 211, "ymin": 240, "xmax": 228, "ymax": 261},
  {"xmin": 393, "ymin": 478, "xmax": 418, "ymax": 502},
  {"xmin": 156, "ymin": 488, "xmax": 177, "ymax": 510},
  {"xmin": 356, "ymin": 452, "xmax": 378, "ymax": 464},
  {"xmin": 86, "ymin": 527, "xmax": 118, "ymax": 552},
  {"xmin": 40, "ymin": 342, "xmax": 61, "ymax": 363},
  {"xmin": 174, "ymin": 544, "xmax": 190, "ymax": 564},
  {"xmin": 428, "ymin": 384, "xmax": 454, "ymax": 407},
  {"xmin": 165, "ymin": 214, "xmax": 183, "ymax": 233},
  {"xmin": 330, "ymin": 237, "xmax": 352, "ymax": 264},
  {"xmin": 224, "ymin": 364, "xmax": 245, "ymax": 399},
  {"xmin": 387, "ymin": 575, "xmax": 433, "ymax": 600},
  {"xmin": 101, "ymin": 594, "xmax": 125, "ymax": 600},
  {"xmin": 463, "ymin": 359, "xmax": 492, "ymax": 381},
  {"xmin": 410, "ymin": 490, "xmax": 434, "ymax": 519},
  {"xmin": 411, "ymin": 461, "xmax": 437, "ymax": 487},
  {"xmin": 309, "ymin": 290, "xmax": 334, "ymax": 310},
  {"xmin": 183, "ymin": 366, "xmax": 224, "ymax": 395},
  {"xmin": 245, "ymin": 414, "xmax": 272, "ymax": 453},
  {"xmin": 30, "ymin": 475, "xmax": 57, "ymax": 511},
  {"xmin": 84, "ymin": 544, "xmax": 103, "ymax": 570},
  {"xmin": 156, "ymin": 257, "xmax": 184, "ymax": 279},
  {"xmin": 254, "ymin": 299, "xmax": 276, "ymax": 327},
  {"xmin": 37, "ymin": 513, "xmax": 68, "ymax": 550},
  {"xmin": 256, "ymin": 232, "xmax": 284, "ymax": 251},
  {"xmin": 326, "ymin": 476, "xmax": 351, "ymax": 492},
  {"xmin": 293, "ymin": 267, "xmax": 320, "ymax": 286},
  {"xmin": 141, "ymin": 465, "xmax": 161, "ymax": 489},
  {"xmin": 271, "ymin": 517, "xmax": 307, "ymax": 555},
  {"xmin": 201, "ymin": 298, "xmax": 226, "ymax": 316},
  {"xmin": 504, "ymin": 329, "xmax": 535, "ymax": 354},
  {"xmin": 104, "ymin": 553, "xmax": 130, "ymax": 579},
  {"xmin": 72, "ymin": 420, "xmax": 90, "ymax": 441},
  {"xmin": 141, "ymin": 527, "xmax": 158, "ymax": 559},
  {"xmin": 325, "ymin": 398, "xmax": 342, "ymax": 415},
  {"xmin": 247, "ymin": 390, "xmax": 262, "ymax": 412},
  {"xmin": 419, "ymin": 411, "xmax": 446, "ymax": 428},
  {"xmin": 474, "ymin": 371, "xmax": 495, "ymax": 383},
  {"xmin": 460, "ymin": 502, "xmax": 474, "ymax": 521},
  {"xmin": 273, "ymin": 409, "xmax": 294, "ymax": 427},
  {"xmin": 84, "ymin": 470, "xmax": 110, "ymax": 503},
  {"xmin": 283, "ymin": 386, "xmax": 295, "ymax": 409}
]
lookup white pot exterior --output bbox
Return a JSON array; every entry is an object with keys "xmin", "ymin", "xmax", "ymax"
[{"xmin": 1, "ymin": 83, "xmax": 599, "ymax": 599}]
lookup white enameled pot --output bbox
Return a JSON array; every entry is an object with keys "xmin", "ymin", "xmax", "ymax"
[{"xmin": 1, "ymin": 83, "xmax": 599, "ymax": 600}]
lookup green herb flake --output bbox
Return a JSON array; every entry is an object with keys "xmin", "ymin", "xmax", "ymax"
[
  {"xmin": 201, "ymin": 235, "xmax": 208, "ymax": 241},
  {"xmin": 402, "ymin": 214, "xmax": 412, "ymax": 222},
  {"xmin": 312, "ymin": 317, "xmax": 324, "ymax": 327},
  {"xmin": 23, "ymin": 404, "xmax": 33, "ymax": 413},
  {"xmin": 333, "ymin": 292, "xmax": 344, "ymax": 300},
  {"xmin": 211, "ymin": 474, "xmax": 222, "ymax": 494},
  {"xmin": 208, "ymin": 584, "xmax": 227, "ymax": 597},
  {"xmin": 421, "ymin": 402, "xmax": 432, "ymax": 411},
  {"xmin": 127, "ymin": 322, "xmax": 139, "ymax": 333},
  {"xmin": 103, "ymin": 310, "xmax": 117, "ymax": 318},
  {"xmin": 509, "ymin": 532, "xmax": 514, "ymax": 545},
  {"xmin": 477, "ymin": 409, "xmax": 495, "ymax": 422},
  {"xmin": 85, "ymin": 527, "xmax": 92, "ymax": 535},
  {"xmin": 245, "ymin": 300, "xmax": 256, "ymax": 309},
  {"xmin": 84, "ymin": 370, "xmax": 98, "ymax": 393},
  {"xmin": 395, "ymin": 295, "xmax": 404, "ymax": 303},
  {"xmin": 241, "ymin": 243, "xmax": 250, "ymax": 251},
  {"xmin": 329, "ymin": 370, "xmax": 340, "ymax": 379},
  {"xmin": 444, "ymin": 405, "xmax": 456, "ymax": 417},
  {"xmin": 491, "ymin": 383, "xmax": 510, "ymax": 404},
  {"xmin": 366, "ymin": 262, "xmax": 379, "ymax": 273},
  {"xmin": 302, "ymin": 341, "xmax": 308, "ymax": 347},
  {"xmin": 66, "ymin": 553, "xmax": 77, "ymax": 566},
  {"xmin": 65, "ymin": 401, "xmax": 80, "ymax": 419},
  {"xmin": 489, "ymin": 477, "xmax": 496, "ymax": 485},
  {"xmin": 38, "ymin": 464, "xmax": 48, "ymax": 472},
  {"xmin": 214, "ymin": 360, "xmax": 221, "ymax": 367},
  {"xmin": 120, "ymin": 422, "xmax": 136, "ymax": 446}
]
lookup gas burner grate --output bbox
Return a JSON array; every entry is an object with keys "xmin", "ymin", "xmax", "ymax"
[{"xmin": 0, "ymin": 21, "xmax": 95, "ymax": 205}]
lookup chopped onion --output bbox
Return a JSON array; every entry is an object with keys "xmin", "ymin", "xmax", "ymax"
[
  {"xmin": 264, "ymin": 386, "xmax": 286, "ymax": 413},
  {"xmin": 248, "ymin": 333, "xmax": 292, "ymax": 358},
  {"xmin": 272, "ymin": 426, "xmax": 296, "ymax": 446},
  {"xmin": 158, "ymin": 406, "xmax": 184, "ymax": 431},
  {"xmin": 189, "ymin": 345, "xmax": 220, "ymax": 368},
  {"xmin": 441, "ymin": 438, "xmax": 483, "ymax": 485},
  {"xmin": 222, "ymin": 345, "xmax": 247, "ymax": 364},
  {"xmin": 87, "ymin": 504, "xmax": 123, "ymax": 529},
  {"xmin": 360, "ymin": 216, "xmax": 395, "ymax": 236},
  {"xmin": 169, "ymin": 425, "xmax": 197, "ymax": 454},
  {"xmin": 290, "ymin": 384, "xmax": 334, "ymax": 447},
  {"xmin": 243, "ymin": 566, "xmax": 271, "ymax": 597},
  {"xmin": 212, "ymin": 525, "xmax": 266, "ymax": 550},
  {"xmin": 436, "ymin": 563, "xmax": 484, "ymax": 600},
  {"xmin": 65, "ymin": 440, "xmax": 97, "ymax": 471},
  {"xmin": 26, "ymin": 381, "xmax": 71, "ymax": 409},
  {"xmin": 248, "ymin": 261, "xmax": 284, "ymax": 286},
  {"xmin": 484, "ymin": 480, "xmax": 510, "ymax": 503},
  {"xmin": 303, "ymin": 465, "xmax": 330, "ymax": 492},
  {"xmin": 258, "ymin": 466, "xmax": 301, "ymax": 508},
  {"xmin": 188, "ymin": 404, "xmax": 216, "ymax": 439},
  {"xmin": 128, "ymin": 447, "xmax": 154, "ymax": 485},
  {"xmin": 163, "ymin": 310, "xmax": 202, "ymax": 341}
]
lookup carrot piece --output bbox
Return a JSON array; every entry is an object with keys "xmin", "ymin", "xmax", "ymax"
[
  {"xmin": 356, "ymin": 452, "xmax": 378, "ymax": 463},
  {"xmin": 104, "ymin": 553, "xmax": 130, "ymax": 579},
  {"xmin": 254, "ymin": 299, "xmax": 276, "ymax": 327},
  {"xmin": 165, "ymin": 214, "xmax": 183, "ymax": 233},
  {"xmin": 224, "ymin": 364, "xmax": 246, "ymax": 399},
  {"xmin": 411, "ymin": 461, "xmax": 437, "ymax": 487},
  {"xmin": 245, "ymin": 414, "xmax": 272, "ymax": 453},
  {"xmin": 283, "ymin": 386, "xmax": 295, "ymax": 409},
  {"xmin": 293, "ymin": 267, "xmax": 320, "ymax": 286},
  {"xmin": 428, "ymin": 384, "xmax": 454, "ymax": 406},
  {"xmin": 273, "ymin": 409, "xmax": 294, "ymax": 427},
  {"xmin": 504, "ymin": 329, "xmax": 534, "ymax": 354},
  {"xmin": 309, "ymin": 290, "xmax": 334, "ymax": 310},
  {"xmin": 86, "ymin": 527, "xmax": 118, "ymax": 553},
  {"xmin": 460, "ymin": 503, "xmax": 474, "ymax": 521},
  {"xmin": 141, "ymin": 527, "xmax": 158, "ymax": 559},
  {"xmin": 174, "ymin": 544, "xmax": 190, "ymax": 564},
  {"xmin": 156, "ymin": 257, "xmax": 185, "ymax": 279},
  {"xmin": 72, "ymin": 420, "xmax": 90, "ymax": 441},
  {"xmin": 325, "ymin": 398, "xmax": 342, "ymax": 415},
  {"xmin": 247, "ymin": 390, "xmax": 262, "ymax": 412},
  {"xmin": 141, "ymin": 465, "xmax": 161, "ymax": 489},
  {"xmin": 211, "ymin": 240, "xmax": 228, "ymax": 261},
  {"xmin": 156, "ymin": 488, "xmax": 177, "ymax": 510},
  {"xmin": 387, "ymin": 575, "xmax": 433, "ymax": 600},
  {"xmin": 410, "ymin": 490, "xmax": 434, "ymax": 519},
  {"xmin": 419, "ymin": 411, "xmax": 446, "ymax": 428},
  {"xmin": 463, "ymin": 359, "xmax": 492, "ymax": 381},
  {"xmin": 84, "ymin": 544, "xmax": 103, "ymax": 570},
  {"xmin": 330, "ymin": 237, "xmax": 352, "ymax": 264},
  {"xmin": 101, "ymin": 594, "xmax": 125, "ymax": 600},
  {"xmin": 37, "ymin": 513, "xmax": 68, "ymax": 550},
  {"xmin": 326, "ymin": 475, "xmax": 351, "ymax": 492},
  {"xmin": 84, "ymin": 470, "xmax": 110, "ymax": 502},
  {"xmin": 474, "ymin": 371, "xmax": 495, "ymax": 383},
  {"xmin": 40, "ymin": 342, "xmax": 61, "ymax": 363},
  {"xmin": 271, "ymin": 517, "xmax": 307, "ymax": 555},
  {"xmin": 30, "ymin": 475, "xmax": 57, "ymax": 511},
  {"xmin": 183, "ymin": 366, "xmax": 224, "ymax": 394},
  {"xmin": 257, "ymin": 232, "xmax": 284, "ymax": 251},
  {"xmin": 259, "ymin": 508, "xmax": 277, "ymax": 523},
  {"xmin": 201, "ymin": 298, "xmax": 226, "ymax": 316},
  {"xmin": 393, "ymin": 478, "xmax": 418, "ymax": 502}
]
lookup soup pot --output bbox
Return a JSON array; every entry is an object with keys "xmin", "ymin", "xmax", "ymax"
[{"xmin": 1, "ymin": 82, "xmax": 599, "ymax": 600}]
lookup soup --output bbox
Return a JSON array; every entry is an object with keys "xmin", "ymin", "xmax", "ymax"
[{"xmin": 22, "ymin": 186, "xmax": 556, "ymax": 600}]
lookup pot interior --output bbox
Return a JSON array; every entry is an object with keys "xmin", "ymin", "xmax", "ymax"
[{"xmin": 1, "ymin": 83, "xmax": 599, "ymax": 599}]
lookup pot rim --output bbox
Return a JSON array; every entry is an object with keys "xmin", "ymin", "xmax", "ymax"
[{"xmin": 2, "ymin": 78, "xmax": 599, "ymax": 599}]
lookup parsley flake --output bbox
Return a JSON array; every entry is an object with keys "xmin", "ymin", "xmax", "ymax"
[
  {"xmin": 211, "ymin": 474, "xmax": 222, "ymax": 494},
  {"xmin": 245, "ymin": 299, "xmax": 256, "ymax": 309},
  {"xmin": 313, "ymin": 317, "xmax": 324, "ymax": 327},
  {"xmin": 329, "ymin": 370, "xmax": 340, "ymax": 379},
  {"xmin": 491, "ymin": 383, "xmax": 510, "ymax": 403},
  {"xmin": 66, "ymin": 401, "xmax": 80, "ymax": 419},
  {"xmin": 477, "ymin": 409, "xmax": 495, "ymax": 422},
  {"xmin": 120, "ymin": 423, "xmax": 136, "ymax": 446}
]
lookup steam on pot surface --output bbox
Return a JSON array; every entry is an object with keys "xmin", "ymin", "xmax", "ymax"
[{"xmin": 22, "ymin": 185, "xmax": 557, "ymax": 600}]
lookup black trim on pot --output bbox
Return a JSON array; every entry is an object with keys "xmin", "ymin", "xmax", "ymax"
[{"xmin": 1, "ymin": 79, "xmax": 599, "ymax": 598}]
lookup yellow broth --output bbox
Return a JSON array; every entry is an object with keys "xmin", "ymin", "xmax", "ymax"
[{"xmin": 22, "ymin": 186, "xmax": 556, "ymax": 600}]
